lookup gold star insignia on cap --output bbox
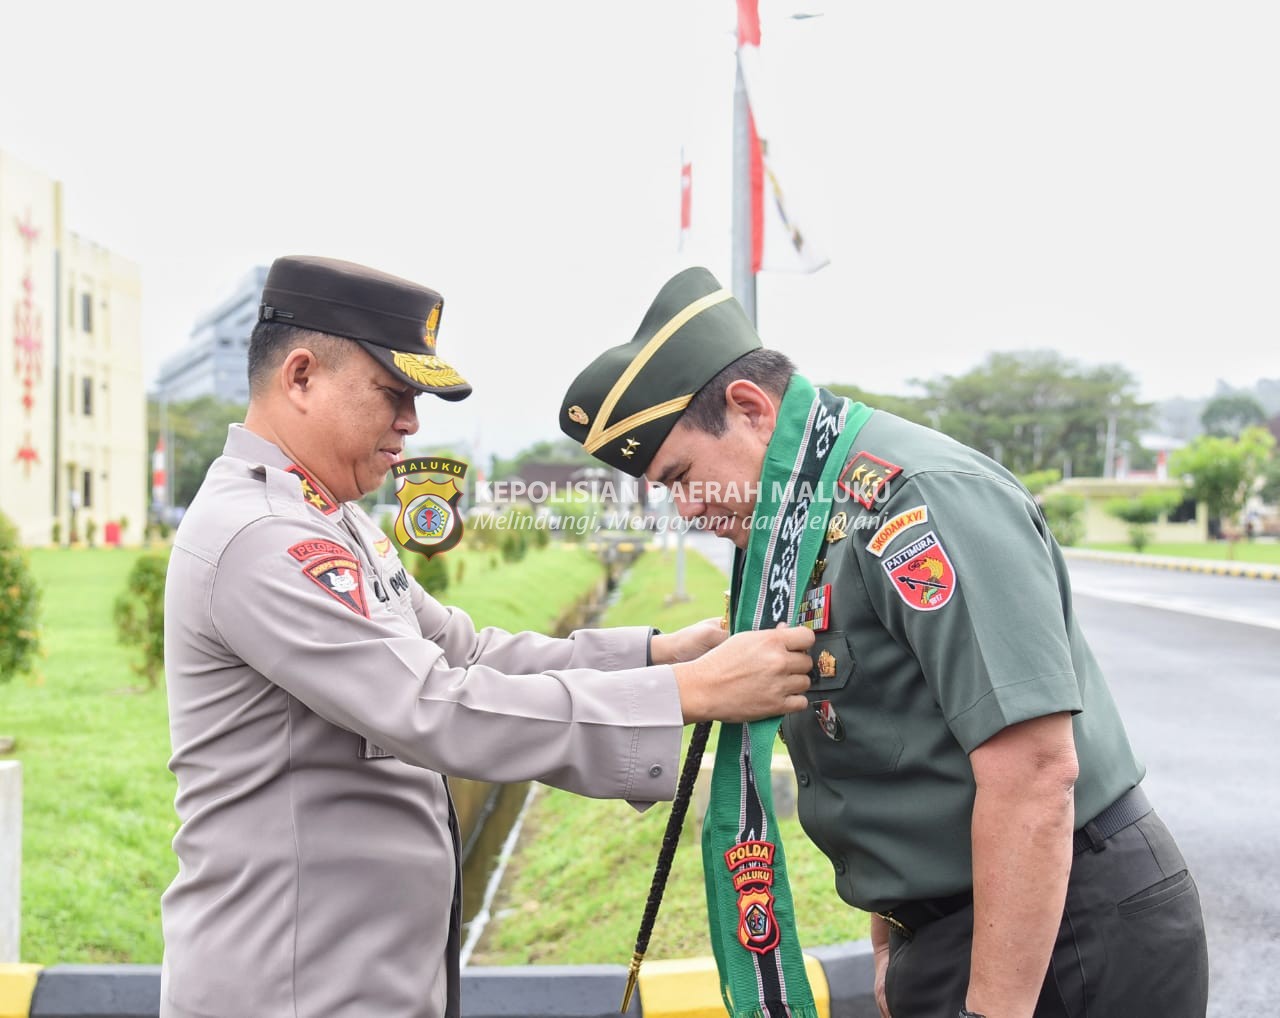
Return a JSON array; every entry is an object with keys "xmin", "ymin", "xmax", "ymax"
[
  {"xmin": 620, "ymin": 437, "xmax": 640, "ymax": 458},
  {"xmin": 568, "ymin": 406, "xmax": 590, "ymax": 426}
]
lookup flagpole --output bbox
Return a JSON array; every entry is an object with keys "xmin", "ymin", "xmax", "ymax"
[{"xmin": 731, "ymin": 52, "xmax": 758, "ymax": 327}]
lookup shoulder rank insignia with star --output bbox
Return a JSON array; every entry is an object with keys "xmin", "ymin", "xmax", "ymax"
[
  {"xmin": 286, "ymin": 464, "xmax": 338, "ymax": 515},
  {"xmin": 838, "ymin": 451, "xmax": 903, "ymax": 510}
]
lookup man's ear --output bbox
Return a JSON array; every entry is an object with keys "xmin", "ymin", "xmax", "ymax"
[
  {"xmin": 279, "ymin": 347, "xmax": 321, "ymax": 411},
  {"xmin": 723, "ymin": 379, "xmax": 778, "ymax": 437}
]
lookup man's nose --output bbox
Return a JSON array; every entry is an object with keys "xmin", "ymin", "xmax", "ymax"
[
  {"xmin": 673, "ymin": 493, "xmax": 704, "ymax": 520},
  {"xmin": 397, "ymin": 395, "xmax": 420, "ymax": 436}
]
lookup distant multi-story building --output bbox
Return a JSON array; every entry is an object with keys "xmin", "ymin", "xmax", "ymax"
[
  {"xmin": 152, "ymin": 265, "xmax": 267, "ymax": 405},
  {"xmin": 0, "ymin": 149, "xmax": 146, "ymax": 546}
]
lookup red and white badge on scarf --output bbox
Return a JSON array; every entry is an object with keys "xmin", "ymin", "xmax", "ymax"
[{"xmin": 882, "ymin": 530, "xmax": 956, "ymax": 611}]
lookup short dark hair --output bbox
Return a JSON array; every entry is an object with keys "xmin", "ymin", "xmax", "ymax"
[
  {"xmin": 679, "ymin": 348, "xmax": 796, "ymax": 436},
  {"xmin": 247, "ymin": 322, "xmax": 351, "ymax": 396}
]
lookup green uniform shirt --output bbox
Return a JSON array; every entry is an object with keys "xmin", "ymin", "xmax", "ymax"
[{"xmin": 780, "ymin": 409, "xmax": 1144, "ymax": 913}]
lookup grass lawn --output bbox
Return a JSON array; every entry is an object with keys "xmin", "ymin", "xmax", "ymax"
[
  {"xmin": 1081, "ymin": 541, "xmax": 1280, "ymax": 564},
  {"xmin": 2, "ymin": 541, "xmax": 605, "ymax": 964},
  {"xmin": 468, "ymin": 545, "xmax": 870, "ymax": 968}
]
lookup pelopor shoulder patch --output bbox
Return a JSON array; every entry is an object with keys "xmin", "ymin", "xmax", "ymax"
[{"xmin": 301, "ymin": 553, "xmax": 369, "ymax": 617}]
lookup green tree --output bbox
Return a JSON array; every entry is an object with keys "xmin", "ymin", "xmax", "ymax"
[
  {"xmin": 1104, "ymin": 490, "xmax": 1184, "ymax": 553},
  {"xmin": 1200, "ymin": 392, "xmax": 1266, "ymax": 438},
  {"xmin": 822, "ymin": 384, "xmax": 932, "ymax": 426},
  {"xmin": 489, "ymin": 438, "xmax": 596, "ymax": 481},
  {"xmin": 1018, "ymin": 469, "xmax": 1062, "ymax": 497},
  {"xmin": 0, "ymin": 510, "xmax": 41, "ymax": 683},
  {"xmin": 1169, "ymin": 426, "xmax": 1275, "ymax": 547},
  {"xmin": 910, "ymin": 351, "xmax": 1149, "ymax": 476},
  {"xmin": 114, "ymin": 552, "xmax": 170, "ymax": 688},
  {"xmin": 148, "ymin": 396, "xmax": 249, "ymax": 509}
]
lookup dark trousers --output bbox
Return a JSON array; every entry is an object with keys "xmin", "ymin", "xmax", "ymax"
[{"xmin": 885, "ymin": 810, "xmax": 1209, "ymax": 1017}]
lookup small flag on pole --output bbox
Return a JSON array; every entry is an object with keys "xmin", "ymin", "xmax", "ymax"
[
  {"xmin": 151, "ymin": 435, "xmax": 167, "ymax": 507},
  {"xmin": 679, "ymin": 151, "xmax": 692, "ymax": 250},
  {"xmin": 737, "ymin": 0, "xmax": 829, "ymax": 275}
]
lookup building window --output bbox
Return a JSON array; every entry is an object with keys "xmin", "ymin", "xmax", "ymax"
[
  {"xmin": 82, "ymin": 469, "xmax": 93, "ymax": 509},
  {"xmin": 81, "ymin": 292, "xmax": 93, "ymax": 333},
  {"xmin": 82, "ymin": 376, "xmax": 94, "ymax": 416},
  {"xmin": 1168, "ymin": 497, "xmax": 1198, "ymax": 524}
]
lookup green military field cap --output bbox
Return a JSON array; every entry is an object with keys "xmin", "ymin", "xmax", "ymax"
[
  {"xmin": 559, "ymin": 266, "xmax": 761, "ymax": 476},
  {"xmin": 259, "ymin": 255, "xmax": 472, "ymax": 400}
]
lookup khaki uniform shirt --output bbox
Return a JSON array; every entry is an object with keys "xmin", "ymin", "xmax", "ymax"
[
  {"xmin": 780, "ymin": 409, "xmax": 1144, "ymax": 913},
  {"xmin": 160, "ymin": 426, "xmax": 683, "ymax": 1018}
]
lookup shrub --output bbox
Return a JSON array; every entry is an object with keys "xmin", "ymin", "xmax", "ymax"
[
  {"xmin": 0, "ymin": 510, "xmax": 41, "ymax": 682},
  {"xmin": 411, "ymin": 551, "xmax": 450, "ymax": 594},
  {"xmin": 51, "ymin": 520, "xmax": 61, "ymax": 546},
  {"xmin": 114, "ymin": 552, "xmax": 169, "ymax": 688},
  {"xmin": 85, "ymin": 518, "xmax": 98, "ymax": 547},
  {"xmin": 1104, "ymin": 490, "xmax": 1184, "ymax": 553},
  {"xmin": 1040, "ymin": 494, "xmax": 1085, "ymax": 547}
]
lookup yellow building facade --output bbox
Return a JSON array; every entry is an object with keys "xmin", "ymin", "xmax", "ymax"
[{"xmin": 0, "ymin": 149, "xmax": 145, "ymax": 546}]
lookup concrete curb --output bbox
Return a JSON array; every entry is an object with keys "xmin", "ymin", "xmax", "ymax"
[
  {"xmin": 12, "ymin": 945, "xmax": 878, "ymax": 1017},
  {"xmin": 1063, "ymin": 546, "xmax": 1280, "ymax": 580},
  {"xmin": 29, "ymin": 966, "xmax": 160, "ymax": 1018}
]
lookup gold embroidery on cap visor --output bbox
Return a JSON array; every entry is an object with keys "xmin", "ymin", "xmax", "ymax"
[
  {"xmin": 392, "ymin": 350, "xmax": 468, "ymax": 389},
  {"xmin": 582, "ymin": 288, "xmax": 733, "ymax": 456},
  {"xmin": 568, "ymin": 406, "xmax": 590, "ymax": 426}
]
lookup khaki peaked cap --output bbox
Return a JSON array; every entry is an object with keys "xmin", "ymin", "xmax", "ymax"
[{"xmin": 559, "ymin": 267, "xmax": 761, "ymax": 476}]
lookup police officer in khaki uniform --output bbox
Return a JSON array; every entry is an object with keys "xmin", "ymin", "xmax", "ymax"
[
  {"xmin": 160, "ymin": 256, "xmax": 817, "ymax": 1018},
  {"xmin": 559, "ymin": 267, "xmax": 1209, "ymax": 1018}
]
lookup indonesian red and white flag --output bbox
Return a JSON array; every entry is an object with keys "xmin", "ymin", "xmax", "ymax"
[
  {"xmin": 737, "ymin": 0, "xmax": 829, "ymax": 274},
  {"xmin": 679, "ymin": 150, "xmax": 692, "ymax": 250},
  {"xmin": 151, "ymin": 435, "xmax": 167, "ymax": 505}
]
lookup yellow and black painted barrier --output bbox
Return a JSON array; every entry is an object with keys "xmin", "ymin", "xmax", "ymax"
[
  {"xmin": 1064, "ymin": 547, "xmax": 1280, "ymax": 581},
  {"xmin": 0, "ymin": 943, "xmax": 879, "ymax": 1016}
]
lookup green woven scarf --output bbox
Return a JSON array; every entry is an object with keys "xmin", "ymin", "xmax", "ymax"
[{"xmin": 701, "ymin": 375, "xmax": 871, "ymax": 1018}]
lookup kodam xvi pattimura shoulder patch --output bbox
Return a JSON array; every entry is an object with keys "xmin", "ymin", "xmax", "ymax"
[{"xmin": 882, "ymin": 530, "xmax": 956, "ymax": 611}]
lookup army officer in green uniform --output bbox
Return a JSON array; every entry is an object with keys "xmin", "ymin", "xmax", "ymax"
[{"xmin": 559, "ymin": 267, "xmax": 1209, "ymax": 1018}]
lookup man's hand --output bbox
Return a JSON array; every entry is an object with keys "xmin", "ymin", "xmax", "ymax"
[
  {"xmin": 649, "ymin": 618, "xmax": 728, "ymax": 665},
  {"xmin": 672, "ymin": 624, "xmax": 815, "ymax": 723}
]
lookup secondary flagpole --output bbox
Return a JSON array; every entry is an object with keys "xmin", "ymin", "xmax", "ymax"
[{"xmin": 731, "ymin": 50, "xmax": 758, "ymax": 327}]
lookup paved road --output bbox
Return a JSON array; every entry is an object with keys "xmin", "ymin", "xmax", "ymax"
[
  {"xmin": 680, "ymin": 533, "xmax": 1278, "ymax": 1015},
  {"xmin": 1072, "ymin": 579, "xmax": 1279, "ymax": 1018}
]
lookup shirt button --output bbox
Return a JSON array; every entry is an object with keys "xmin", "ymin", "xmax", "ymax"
[
  {"xmin": 797, "ymin": 772, "xmax": 810, "ymax": 787},
  {"xmin": 649, "ymin": 765, "xmax": 663, "ymax": 778},
  {"xmin": 834, "ymin": 859, "xmax": 847, "ymax": 875}
]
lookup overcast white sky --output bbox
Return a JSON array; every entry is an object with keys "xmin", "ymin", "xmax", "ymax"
[{"xmin": 2, "ymin": 1, "xmax": 1277, "ymax": 461}]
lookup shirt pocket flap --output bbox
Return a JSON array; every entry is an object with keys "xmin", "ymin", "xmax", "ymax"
[{"xmin": 810, "ymin": 631, "xmax": 855, "ymax": 692}]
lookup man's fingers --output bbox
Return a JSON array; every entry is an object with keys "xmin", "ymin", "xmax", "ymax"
[
  {"xmin": 793, "ymin": 654, "xmax": 818, "ymax": 679},
  {"xmin": 775, "ymin": 623, "xmax": 816, "ymax": 650}
]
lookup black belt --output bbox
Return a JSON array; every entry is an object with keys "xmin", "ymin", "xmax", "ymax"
[
  {"xmin": 1073, "ymin": 784, "xmax": 1151, "ymax": 855},
  {"xmin": 877, "ymin": 785, "xmax": 1152, "ymax": 941}
]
